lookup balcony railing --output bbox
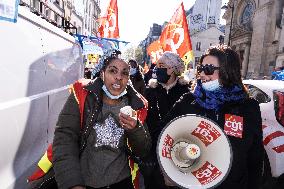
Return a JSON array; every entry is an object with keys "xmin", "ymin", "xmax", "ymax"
[{"xmin": 19, "ymin": 0, "xmax": 77, "ymax": 35}]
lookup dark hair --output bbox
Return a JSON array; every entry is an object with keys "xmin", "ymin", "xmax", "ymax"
[
  {"xmin": 128, "ymin": 59, "xmax": 143, "ymax": 81},
  {"xmin": 128, "ymin": 59, "xmax": 138, "ymax": 67},
  {"xmin": 101, "ymin": 50, "xmax": 122, "ymax": 71},
  {"xmin": 200, "ymin": 45, "xmax": 242, "ymax": 88},
  {"xmin": 150, "ymin": 63, "xmax": 156, "ymax": 70}
]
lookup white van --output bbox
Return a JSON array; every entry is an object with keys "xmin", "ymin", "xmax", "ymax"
[{"xmin": 0, "ymin": 5, "xmax": 83, "ymax": 189}]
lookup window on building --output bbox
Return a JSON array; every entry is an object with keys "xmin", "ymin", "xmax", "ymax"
[
  {"xmin": 196, "ymin": 42, "xmax": 201, "ymax": 51},
  {"xmin": 239, "ymin": 50, "xmax": 244, "ymax": 69},
  {"xmin": 195, "ymin": 57, "xmax": 200, "ymax": 64},
  {"xmin": 209, "ymin": 43, "xmax": 212, "ymax": 47},
  {"xmin": 45, "ymin": 9, "xmax": 50, "ymax": 18},
  {"xmin": 54, "ymin": 14, "xmax": 58, "ymax": 24},
  {"xmin": 78, "ymin": 26, "xmax": 82, "ymax": 34},
  {"xmin": 31, "ymin": 0, "xmax": 41, "ymax": 11},
  {"xmin": 94, "ymin": 8, "xmax": 97, "ymax": 18},
  {"xmin": 269, "ymin": 61, "xmax": 276, "ymax": 66},
  {"xmin": 240, "ymin": 1, "xmax": 255, "ymax": 30}
]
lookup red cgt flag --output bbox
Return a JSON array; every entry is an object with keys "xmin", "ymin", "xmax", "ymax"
[
  {"xmin": 159, "ymin": 2, "xmax": 193, "ymax": 65},
  {"xmin": 98, "ymin": 0, "xmax": 119, "ymax": 38},
  {"xmin": 147, "ymin": 40, "xmax": 164, "ymax": 64}
]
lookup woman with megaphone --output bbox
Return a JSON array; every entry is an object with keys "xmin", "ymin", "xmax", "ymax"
[{"xmin": 160, "ymin": 44, "xmax": 264, "ymax": 189}]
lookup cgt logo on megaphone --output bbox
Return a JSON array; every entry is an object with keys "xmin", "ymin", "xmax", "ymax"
[
  {"xmin": 192, "ymin": 121, "xmax": 221, "ymax": 147},
  {"xmin": 162, "ymin": 134, "xmax": 175, "ymax": 159},
  {"xmin": 192, "ymin": 161, "xmax": 222, "ymax": 185}
]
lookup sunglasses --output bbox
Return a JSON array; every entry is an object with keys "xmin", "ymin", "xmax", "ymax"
[{"xmin": 197, "ymin": 64, "xmax": 220, "ymax": 75}]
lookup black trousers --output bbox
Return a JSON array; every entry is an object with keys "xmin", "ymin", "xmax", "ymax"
[
  {"xmin": 86, "ymin": 177, "xmax": 134, "ymax": 189},
  {"xmin": 140, "ymin": 161, "xmax": 180, "ymax": 189}
]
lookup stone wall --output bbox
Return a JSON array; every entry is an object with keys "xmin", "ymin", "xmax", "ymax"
[{"xmin": 224, "ymin": 0, "xmax": 283, "ymax": 78}]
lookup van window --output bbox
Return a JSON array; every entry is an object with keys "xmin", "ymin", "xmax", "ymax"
[{"xmin": 245, "ymin": 84, "xmax": 271, "ymax": 103}]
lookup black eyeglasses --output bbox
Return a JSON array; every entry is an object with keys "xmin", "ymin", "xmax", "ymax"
[{"xmin": 197, "ymin": 64, "xmax": 220, "ymax": 75}]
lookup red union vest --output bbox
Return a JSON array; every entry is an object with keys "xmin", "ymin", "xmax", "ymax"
[{"xmin": 28, "ymin": 79, "xmax": 145, "ymax": 189}]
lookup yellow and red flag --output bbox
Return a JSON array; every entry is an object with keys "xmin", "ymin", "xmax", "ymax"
[
  {"xmin": 98, "ymin": 0, "xmax": 119, "ymax": 38},
  {"xmin": 159, "ymin": 2, "xmax": 193, "ymax": 65},
  {"xmin": 146, "ymin": 40, "xmax": 163, "ymax": 64}
]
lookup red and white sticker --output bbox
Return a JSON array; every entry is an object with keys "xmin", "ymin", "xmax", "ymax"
[
  {"xmin": 192, "ymin": 121, "xmax": 221, "ymax": 146},
  {"xmin": 192, "ymin": 161, "xmax": 222, "ymax": 185},
  {"xmin": 224, "ymin": 114, "xmax": 243, "ymax": 138},
  {"xmin": 162, "ymin": 134, "xmax": 174, "ymax": 159}
]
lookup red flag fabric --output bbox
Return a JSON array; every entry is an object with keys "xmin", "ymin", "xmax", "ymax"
[
  {"xmin": 98, "ymin": 0, "xmax": 119, "ymax": 38},
  {"xmin": 143, "ymin": 62, "xmax": 149, "ymax": 73},
  {"xmin": 146, "ymin": 40, "xmax": 163, "ymax": 64},
  {"xmin": 159, "ymin": 2, "xmax": 193, "ymax": 65}
]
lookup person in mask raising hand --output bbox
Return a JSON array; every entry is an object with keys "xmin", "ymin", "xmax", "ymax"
[
  {"xmin": 141, "ymin": 52, "xmax": 191, "ymax": 189},
  {"xmin": 128, "ymin": 59, "xmax": 146, "ymax": 96},
  {"xmin": 161, "ymin": 45, "xmax": 264, "ymax": 189},
  {"xmin": 52, "ymin": 50, "xmax": 151, "ymax": 189}
]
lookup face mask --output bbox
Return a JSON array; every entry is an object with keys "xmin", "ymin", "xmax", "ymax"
[
  {"xmin": 130, "ymin": 67, "xmax": 137, "ymax": 75},
  {"xmin": 102, "ymin": 85, "xmax": 127, "ymax": 100},
  {"xmin": 202, "ymin": 79, "xmax": 221, "ymax": 91},
  {"xmin": 156, "ymin": 68, "xmax": 171, "ymax": 83}
]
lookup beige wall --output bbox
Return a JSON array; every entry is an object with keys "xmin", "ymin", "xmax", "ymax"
[
  {"xmin": 223, "ymin": 0, "xmax": 284, "ymax": 78},
  {"xmin": 191, "ymin": 27, "xmax": 224, "ymax": 65}
]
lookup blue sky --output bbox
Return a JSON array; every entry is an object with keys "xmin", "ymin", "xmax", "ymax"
[{"xmin": 100, "ymin": 0, "xmax": 229, "ymax": 44}]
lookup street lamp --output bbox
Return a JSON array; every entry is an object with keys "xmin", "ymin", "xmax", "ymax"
[{"xmin": 221, "ymin": 1, "xmax": 235, "ymax": 46}]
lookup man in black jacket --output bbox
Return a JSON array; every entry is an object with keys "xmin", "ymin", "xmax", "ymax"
[{"xmin": 142, "ymin": 52, "xmax": 191, "ymax": 189}]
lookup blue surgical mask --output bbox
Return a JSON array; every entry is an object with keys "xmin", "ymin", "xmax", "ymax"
[
  {"xmin": 102, "ymin": 85, "xmax": 127, "ymax": 100},
  {"xmin": 156, "ymin": 68, "xmax": 171, "ymax": 84},
  {"xmin": 201, "ymin": 79, "xmax": 221, "ymax": 91},
  {"xmin": 130, "ymin": 67, "xmax": 137, "ymax": 76}
]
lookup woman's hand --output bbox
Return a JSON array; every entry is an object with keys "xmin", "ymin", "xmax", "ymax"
[{"xmin": 119, "ymin": 113, "xmax": 137, "ymax": 130}]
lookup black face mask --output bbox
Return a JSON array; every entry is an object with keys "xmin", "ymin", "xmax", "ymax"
[{"xmin": 156, "ymin": 68, "xmax": 171, "ymax": 84}]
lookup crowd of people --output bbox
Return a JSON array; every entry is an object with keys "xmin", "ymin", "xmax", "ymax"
[{"xmin": 31, "ymin": 44, "xmax": 281, "ymax": 189}]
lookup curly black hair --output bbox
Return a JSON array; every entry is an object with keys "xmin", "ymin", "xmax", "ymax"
[{"xmin": 101, "ymin": 49, "xmax": 122, "ymax": 71}]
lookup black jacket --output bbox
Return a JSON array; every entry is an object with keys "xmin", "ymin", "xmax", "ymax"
[
  {"xmin": 52, "ymin": 78, "xmax": 151, "ymax": 189},
  {"xmin": 161, "ymin": 92, "xmax": 264, "ymax": 189},
  {"xmin": 145, "ymin": 78, "xmax": 191, "ymax": 154},
  {"xmin": 130, "ymin": 73, "xmax": 146, "ymax": 96}
]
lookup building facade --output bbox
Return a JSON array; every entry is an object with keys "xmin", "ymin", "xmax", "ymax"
[
  {"xmin": 223, "ymin": 0, "xmax": 284, "ymax": 78},
  {"xmin": 20, "ymin": 0, "xmax": 100, "ymax": 36},
  {"xmin": 82, "ymin": 0, "xmax": 101, "ymax": 36},
  {"xmin": 186, "ymin": 0, "xmax": 223, "ymax": 35},
  {"xmin": 191, "ymin": 26, "xmax": 225, "ymax": 65},
  {"xmin": 186, "ymin": 0, "xmax": 224, "ymax": 65},
  {"xmin": 139, "ymin": 23, "xmax": 162, "ymax": 64}
]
